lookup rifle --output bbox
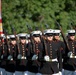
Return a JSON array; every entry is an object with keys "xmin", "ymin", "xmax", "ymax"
[
  {"xmin": 26, "ymin": 24, "xmax": 41, "ymax": 68},
  {"xmin": 3, "ymin": 29, "xmax": 11, "ymax": 55},
  {"xmin": 70, "ymin": 22, "xmax": 76, "ymax": 32},
  {"xmin": 51, "ymin": 16, "xmax": 70, "ymax": 51},
  {"xmin": 40, "ymin": 24, "xmax": 48, "ymax": 55},
  {"xmin": 26, "ymin": 24, "xmax": 35, "ymax": 53},
  {"xmin": 45, "ymin": 24, "xmax": 49, "ymax": 29},
  {"xmin": 69, "ymin": 22, "xmax": 73, "ymax": 29},
  {"xmin": 0, "ymin": 33, "xmax": 5, "ymax": 59},
  {"xmin": 10, "ymin": 25, "xmax": 20, "ymax": 54}
]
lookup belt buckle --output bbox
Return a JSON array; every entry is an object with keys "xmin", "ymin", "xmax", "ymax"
[
  {"xmin": 22, "ymin": 56, "xmax": 26, "ymax": 59},
  {"xmin": 49, "ymin": 59, "xmax": 52, "ymax": 62}
]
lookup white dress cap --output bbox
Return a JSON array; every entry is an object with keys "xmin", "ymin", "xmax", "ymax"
[
  {"xmin": 53, "ymin": 29, "xmax": 61, "ymax": 33},
  {"xmin": 44, "ymin": 29, "xmax": 54, "ymax": 35},
  {"xmin": 18, "ymin": 33, "xmax": 27, "ymax": 37},
  {"xmin": 67, "ymin": 30, "xmax": 75, "ymax": 33},
  {"xmin": 31, "ymin": 30, "xmax": 42, "ymax": 36}
]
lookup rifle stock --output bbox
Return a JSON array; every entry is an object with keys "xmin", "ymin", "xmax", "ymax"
[
  {"xmin": 3, "ymin": 29, "xmax": 11, "ymax": 54},
  {"xmin": 56, "ymin": 21, "xmax": 70, "ymax": 51},
  {"xmin": 0, "ymin": 33, "xmax": 5, "ymax": 57},
  {"xmin": 26, "ymin": 25, "xmax": 41, "ymax": 67},
  {"xmin": 40, "ymin": 24, "xmax": 48, "ymax": 55}
]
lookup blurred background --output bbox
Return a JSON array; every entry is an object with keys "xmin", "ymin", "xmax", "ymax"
[{"xmin": 1, "ymin": 0, "xmax": 76, "ymax": 34}]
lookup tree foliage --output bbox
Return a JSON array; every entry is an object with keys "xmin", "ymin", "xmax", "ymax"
[{"xmin": 2, "ymin": 0, "xmax": 76, "ymax": 34}]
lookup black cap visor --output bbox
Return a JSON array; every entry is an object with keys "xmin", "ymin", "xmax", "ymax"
[
  {"xmin": 45, "ymin": 33, "xmax": 53, "ymax": 36},
  {"xmin": 54, "ymin": 33, "xmax": 60, "ymax": 36},
  {"xmin": 33, "ymin": 34, "xmax": 40, "ymax": 37},
  {"xmin": 68, "ymin": 33, "xmax": 75, "ymax": 36},
  {"xmin": 20, "ymin": 37, "xmax": 26, "ymax": 39}
]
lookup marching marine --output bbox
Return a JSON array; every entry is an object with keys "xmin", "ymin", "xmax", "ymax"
[
  {"xmin": 39, "ymin": 29, "xmax": 62, "ymax": 75},
  {"xmin": 0, "ymin": 35, "xmax": 7, "ymax": 75},
  {"xmin": 53, "ymin": 29, "xmax": 65, "ymax": 58},
  {"xmin": 27, "ymin": 30, "xmax": 44, "ymax": 75},
  {"xmin": 62, "ymin": 30, "xmax": 76, "ymax": 75},
  {"xmin": 6, "ymin": 35, "xmax": 17, "ymax": 75},
  {"xmin": 15, "ymin": 33, "xmax": 29, "ymax": 75}
]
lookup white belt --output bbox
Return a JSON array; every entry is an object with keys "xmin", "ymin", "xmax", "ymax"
[
  {"xmin": 21, "ymin": 56, "xmax": 26, "ymax": 59},
  {"xmin": 70, "ymin": 56, "xmax": 76, "ymax": 58},
  {"xmin": 49, "ymin": 58, "xmax": 58, "ymax": 62}
]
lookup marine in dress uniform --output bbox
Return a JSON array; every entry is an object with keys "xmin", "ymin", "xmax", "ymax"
[
  {"xmin": 27, "ymin": 30, "xmax": 44, "ymax": 75},
  {"xmin": 0, "ymin": 38, "xmax": 1, "ymax": 74},
  {"xmin": 53, "ymin": 29, "xmax": 65, "ymax": 74},
  {"xmin": 6, "ymin": 35, "xmax": 17, "ymax": 75},
  {"xmin": 53, "ymin": 29, "xmax": 65, "ymax": 58},
  {"xmin": 0, "ymin": 37, "xmax": 5, "ymax": 75},
  {"xmin": 39, "ymin": 29, "xmax": 62, "ymax": 75},
  {"xmin": 62, "ymin": 30, "xmax": 76, "ymax": 75},
  {"xmin": 15, "ymin": 33, "xmax": 29, "ymax": 75},
  {"xmin": 0, "ymin": 35, "xmax": 8, "ymax": 75}
]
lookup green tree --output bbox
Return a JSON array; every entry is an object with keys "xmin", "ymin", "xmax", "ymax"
[{"xmin": 2, "ymin": 0, "xmax": 76, "ymax": 34}]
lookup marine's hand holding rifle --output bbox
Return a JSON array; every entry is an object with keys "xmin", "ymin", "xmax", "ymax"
[
  {"xmin": 1, "ymin": 55, "xmax": 3, "ymax": 59},
  {"xmin": 17, "ymin": 54, "xmax": 22, "ymax": 59},
  {"xmin": 44, "ymin": 55, "xmax": 50, "ymax": 61},
  {"xmin": 32, "ymin": 54, "xmax": 38, "ymax": 60},
  {"xmin": 67, "ymin": 51, "xmax": 76, "ymax": 58},
  {"xmin": 3, "ymin": 29, "xmax": 12, "ymax": 60},
  {"xmin": 50, "ymin": 15, "xmax": 70, "ymax": 51},
  {"xmin": 3, "ymin": 29, "xmax": 11, "ymax": 59},
  {"xmin": 8, "ymin": 55, "xmax": 13, "ymax": 60}
]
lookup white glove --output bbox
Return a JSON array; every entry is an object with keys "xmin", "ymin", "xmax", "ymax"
[
  {"xmin": 44, "ymin": 55, "xmax": 50, "ymax": 61},
  {"xmin": 59, "ymin": 71, "xmax": 62, "ymax": 75},
  {"xmin": 8, "ymin": 55, "xmax": 13, "ymax": 60},
  {"xmin": 32, "ymin": 55, "xmax": 38, "ymax": 60},
  {"xmin": 68, "ymin": 52, "xmax": 73, "ymax": 58},
  {"xmin": 1, "ymin": 55, "xmax": 3, "ymax": 59},
  {"xmin": 17, "ymin": 54, "xmax": 22, "ymax": 59}
]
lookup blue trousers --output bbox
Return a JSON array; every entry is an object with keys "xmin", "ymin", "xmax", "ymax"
[
  {"xmin": 15, "ymin": 71, "xmax": 29, "ymax": 75},
  {"xmin": 15, "ymin": 71, "xmax": 42, "ymax": 75},
  {"xmin": 6, "ymin": 71, "xmax": 15, "ymax": 75},
  {"xmin": 0, "ymin": 68, "xmax": 6, "ymax": 75},
  {"xmin": 62, "ymin": 69, "xmax": 76, "ymax": 75}
]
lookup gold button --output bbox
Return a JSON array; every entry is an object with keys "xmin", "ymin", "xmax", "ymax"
[
  {"xmin": 50, "ymin": 54, "xmax": 52, "ymax": 56},
  {"xmin": 22, "ymin": 47, "xmax": 24, "ymax": 48},
  {"xmin": 23, "ymin": 51, "xmax": 25, "ymax": 52},
  {"xmin": 50, "ymin": 44, "xmax": 51, "ymax": 45},
  {"xmin": 50, "ymin": 46, "xmax": 52, "ymax": 47},
  {"xmin": 50, "ymin": 51, "xmax": 52, "ymax": 52},
  {"xmin": 36, "ymin": 47, "xmax": 38, "ymax": 48},
  {"xmin": 23, "ymin": 49, "xmax": 24, "ymax": 50},
  {"xmin": 36, "ymin": 49, "xmax": 38, "ymax": 50}
]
